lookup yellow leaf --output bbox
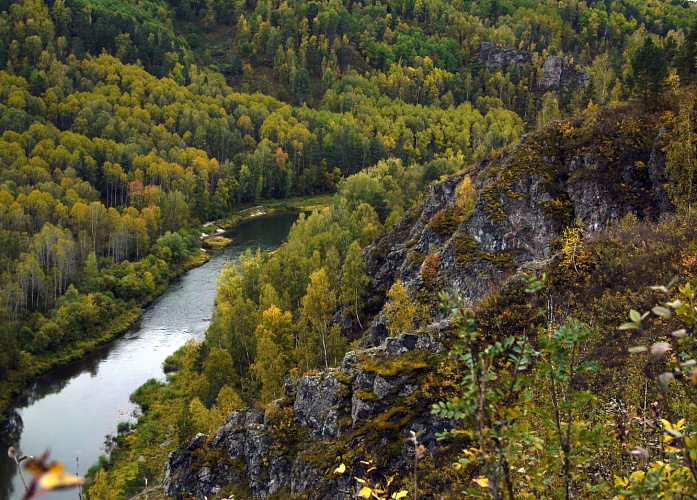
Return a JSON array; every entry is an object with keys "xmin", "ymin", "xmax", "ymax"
[
  {"xmin": 392, "ymin": 491, "xmax": 409, "ymax": 499},
  {"xmin": 613, "ymin": 475, "xmax": 627, "ymax": 487},
  {"xmin": 629, "ymin": 470, "xmax": 645, "ymax": 482},
  {"xmin": 472, "ymin": 476, "xmax": 489, "ymax": 488},
  {"xmin": 334, "ymin": 463, "xmax": 346, "ymax": 475},
  {"xmin": 357, "ymin": 486, "xmax": 373, "ymax": 498},
  {"xmin": 660, "ymin": 418, "xmax": 673, "ymax": 430},
  {"xmin": 37, "ymin": 463, "xmax": 85, "ymax": 491},
  {"xmin": 23, "ymin": 452, "xmax": 84, "ymax": 493},
  {"xmin": 355, "ymin": 477, "xmax": 366, "ymax": 484}
]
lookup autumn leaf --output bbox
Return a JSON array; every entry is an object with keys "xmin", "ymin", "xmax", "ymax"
[
  {"xmin": 334, "ymin": 463, "xmax": 346, "ymax": 475},
  {"xmin": 472, "ymin": 476, "xmax": 489, "ymax": 488},
  {"xmin": 357, "ymin": 486, "xmax": 373, "ymax": 498},
  {"xmin": 20, "ymin": 450, "xmax": 84, "ymax": 500},
  {"xmin": 36, "ymin": 463, "xmax": 84, "ymax": 491}
]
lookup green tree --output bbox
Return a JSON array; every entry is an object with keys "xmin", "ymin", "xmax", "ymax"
[
  {"xmin": 630, "ymin": 37, "xmax": 668, "ymax": 108},
  {"xmin": 88, "ymin": 469, "xmax": 118, "ymax": 500},
  {"xmin": 301, "ymin": 268, "xmax": 337, "ymax": 370},
  {"xmin": 251, "ymin": 326, "xmax": 289, "ymax": 402},
  {"xmin": 665, "ymin": 88, "xmax": 697, "ymax": 213},
  {"xmin": 194, "ymin": 347, "xmax": 240, "ymax": 407},
  {"xmin": 340, "ymin": 241, "xmax": 369, "ymax": 329},
  {"xmin": 433, "ymin": 275, "xmax": 606, "ymax": 500}
]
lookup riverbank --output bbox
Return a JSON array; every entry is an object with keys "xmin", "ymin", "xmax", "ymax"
[
  {"xmin": 1, "ymin": 212, "xmax": 303, "ymax": 500},
  {"xmin": 0, "ymin": 195, "xmax": 332, "ymax": 422},
  {"xmin": 0, "ymin": 251, "xmax": 210, "ymax": 421}
]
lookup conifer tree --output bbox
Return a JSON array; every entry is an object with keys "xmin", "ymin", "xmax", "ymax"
[{"xmin": 630, "ymin": 37, "xmax": 667, "ymax": 108}]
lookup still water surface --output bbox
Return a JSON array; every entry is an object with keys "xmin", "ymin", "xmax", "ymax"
[{"xmin": 0, "ymin": 212, "xmax": 299, "ymax": 500}]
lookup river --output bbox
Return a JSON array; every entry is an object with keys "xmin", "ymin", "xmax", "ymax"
[{"xmin": 0, "ymin": 212, "xmax": 299, "ymax": 500}]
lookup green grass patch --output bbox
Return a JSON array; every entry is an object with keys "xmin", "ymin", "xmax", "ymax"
[{"xmin": 202, "ymin": 237, "xmax": 233, "ymax": 250}]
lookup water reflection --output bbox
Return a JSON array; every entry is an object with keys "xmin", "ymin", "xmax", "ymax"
[
  {"xmin": 0, "ymin": 410, "xmax": 22, "ymax": 500},
  {"xmin": 13, "ymin": 349, "xmax": 111, "ymax": 410},
  {"xmin": 0, "ymin": 212, "xmax": 298, "ymax": 500}
]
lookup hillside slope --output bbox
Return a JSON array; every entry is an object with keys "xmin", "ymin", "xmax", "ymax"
[{"xmin": 161, "ymin": 101, "xmax": 696, "ymax": 499}]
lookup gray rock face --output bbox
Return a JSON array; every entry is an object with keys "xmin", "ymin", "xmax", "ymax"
[
  {"xmin": 163, "ymin": 333, "xmax": 444, "ymax": 500},
  {"xmin": 363, "ymin": 106, "xmax": 670, "ymax": 330},
  {"xmin": 162, "ymin": 434, "xmax": 218, "ymax": 500},
  {"xmin": 294, "ymin": 374, "xmax": 345, "ymax": 438},
  {"xmin": 541, "ymin": 55, "xmax": 590, "ymax": 89},
  {"xmin": 479, "ymin": 42, "xmax": 532, "ymax": 70},
  {"xmin": 478, "ymin": 43, "xmax": 589, "ymax": 91}
]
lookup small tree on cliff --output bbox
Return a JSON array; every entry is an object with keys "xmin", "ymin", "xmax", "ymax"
[
  {"xmin": 384, "ymin": 279, "xmax": 417, "ymax": 337},
  {"xmin": 341, "ymin": 241, "xmax": 369, "ymax": 329}
]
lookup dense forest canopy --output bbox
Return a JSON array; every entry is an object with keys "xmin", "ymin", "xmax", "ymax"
[
  {"xmin": 3, "ymin": 0, "xmax": 697, "ymax": 497},
  {"xmin": 0, "ymin": 0, "xmax": 537, "ymax": 392}
]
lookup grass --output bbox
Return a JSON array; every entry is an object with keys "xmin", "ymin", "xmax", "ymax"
[{"xmin": 202, "ymin": 237, "xmax": 233, "ymax": 250}]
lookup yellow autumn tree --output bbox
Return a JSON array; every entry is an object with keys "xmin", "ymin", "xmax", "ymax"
[{"xmin": 384, "ymin": 279, "xmax": 417, "ymax": 336}]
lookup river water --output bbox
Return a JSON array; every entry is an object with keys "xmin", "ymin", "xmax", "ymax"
[{"xmin": 0, "ymin": 212, "xmax": 299, "ymax": 500}]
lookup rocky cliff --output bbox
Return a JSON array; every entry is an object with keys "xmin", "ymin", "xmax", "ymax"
[
  {"xmin": 163, "ymin": 102, "xmax": 673, "ymax": 499},
  {"xmin": 360, "ymin": 102, "xmax": 669, "ymax": 345},
  {"xmin": 163, "ymin": 332, "xmax": 449, "ymax": 500},
  {"xmin": 479, "ymin": 42, "xmax": 590, "ymax": 90}
]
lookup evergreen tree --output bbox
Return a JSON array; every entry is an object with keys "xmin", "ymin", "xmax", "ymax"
[
  {"xmin": 676, "ymin": 19, "xmax": 697, "ymax": 84},
  {"xmin": 630, "ymin": 37, "xmax": 668, "ymax": 108}
]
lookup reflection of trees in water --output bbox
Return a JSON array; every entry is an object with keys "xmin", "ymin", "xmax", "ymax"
[
  {"xmin": 0, "ymin": 213, "xmax": 301, "ymax": 499},
  {"xmin": 12, "ymin": 346, "xmax": 110, "ymax": 409},
  {"xmin": 0, "ymin": 409, "xmax": 24, "ymax": 500},
  {"xmin": 0, "ymin": 347, "xmax": 110, "ymax": 500},
  {"xmin": 226, "ymin": 212, "xmax": 300, "ymax": 243}
]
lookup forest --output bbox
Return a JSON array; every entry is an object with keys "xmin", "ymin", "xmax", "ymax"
[
  {"xmin": 0, "ymin": 0, "xmax": 526, "ymax": 410},
  {"xmin": 2, "ymin": 0, "xmax": 697, "ymax": 497}
]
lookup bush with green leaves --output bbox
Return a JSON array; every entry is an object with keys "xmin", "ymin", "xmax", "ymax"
[
  {"xmin": 434, "ymin": 274, "xmax": 697, "ymax": 499},
  {"xmin": 612, "ymin": 279, "xmax": 697, "ymax": 498},
  {"xmin": 433, "ymin": 274, "xmax": 613, "ymax": 499}
]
